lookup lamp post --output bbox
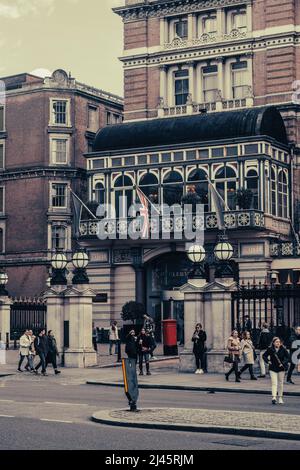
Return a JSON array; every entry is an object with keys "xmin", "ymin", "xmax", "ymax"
[
  {"xmin": 0, "ymin": 272, "xmax": 8, "ymax": 296},
  {"xmin": 72, "ymin": 250, "xmax": 89, "ymax": 285},
  {"xmin": 187, "ymin": 244, "xmax": 206, "ymax": 279},
  {"xmin": 50, "ymin": 252, "xmax": 68, "ymax": 286},
  {"xmin": 214, "ymin": 234, "xmax": 234, "ymax": 278}
]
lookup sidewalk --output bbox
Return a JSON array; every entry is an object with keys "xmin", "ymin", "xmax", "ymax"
[{"xmin": 92, "ymin": 407, "xmax": 300, "ymax": 440}]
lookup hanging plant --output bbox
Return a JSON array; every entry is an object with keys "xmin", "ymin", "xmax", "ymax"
[{"xmin": 235, "ymin": 188, "xmax": 254, "ymax": 210}]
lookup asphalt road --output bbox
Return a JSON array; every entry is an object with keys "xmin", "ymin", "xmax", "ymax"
[{"xmin": 0, "ymin": 374, "xmax": 300, "ymax": 450}]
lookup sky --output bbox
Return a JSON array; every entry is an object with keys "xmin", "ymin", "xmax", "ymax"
[{"xmin": 0, "ymin": 0, "xmax": 125, "ymax": 96}]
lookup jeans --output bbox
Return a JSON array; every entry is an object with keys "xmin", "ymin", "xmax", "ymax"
[
  {"xmin": 139, "ymin": 353, "xmax": 150, "ymax": 373},
  {"xmin": 26, "ymin": 355, "xmax": 35, "ymax": 370},
  {"xmin": 259, "ymin": 350, "xmax": 267, "ymax": 376},
  {"xmin": 287, "ymin": 362, "xmax": 296, "ymax": 381},
  {"xmin": 109, "ymin": 340, "xmax": 117, "ymax": 355},
  {"xmin": 226, "ymin": 357, "xmax": 240, "ymax": 380},
  {"xmin": 270, "ymin": 370, "xmax": 285, "ymax": 398},
  {"xmin": 92, "ymin": 338, "xmax": 97, "ymax": 352},
  {"xmin": 18, "ymin": 354, "xmax": 27, "ymax": 370},
  {"xmin": 239, "ymin": 363, "xmax": 255, "ymax": 378},
  {"xmin": 35, "ymin": 352, "xmax": 47, "ymax": 373},
  {"xmin": 46, "ymin": 352, "xmax": 58, "ymax": 370}
]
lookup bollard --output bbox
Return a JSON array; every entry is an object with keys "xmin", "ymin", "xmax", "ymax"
[
  {"xmin": 13, "ymin": 332, "xmax": 17, "ymax": 350},
  {"xmin": 5, "ymin": 332, "xmax": 9, "ymax": 350},
  {"xmin": 117, "ymin": 340, "xmax": 122, "ymax": 362}
]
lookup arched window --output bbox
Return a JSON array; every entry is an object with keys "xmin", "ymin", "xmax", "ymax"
[
  {"xmin": 246, "ymin": 169, "xmax": 259, "ymax": 209},
  {"xmin": 215, "ymin": 166, "xmax": 237, "ymax": 210},
  {"xmin": 51, "ymin": 225, "xmax": 66, "ymax": 250},
  {"xmin": 113, "ymin": 175, "xmax": 134, "ymax": 219},
  {"xmin": 94, "ymin": 182, "xmax": 105, "ymax": 205},
  {"xmin": 278, "ymin": 170, "xmax": 288, "ymax": 218},
  {"xmin": 187, "ymin": 168, "xmax": 209, "ymax": 212},
  {"xmin": 139, "ymin": 173, "xmax": 159, "ymax": 204},
  {"xmin": 163, "ymin": 171, "xmax": 183, "ymax": 206},
  {"xmin": 265, "ymin": 164, "xmax": 270, "ymax": 213},
  {"xmin": 271, "ymin": 167, "xmax": 277, "ymax": 216}
]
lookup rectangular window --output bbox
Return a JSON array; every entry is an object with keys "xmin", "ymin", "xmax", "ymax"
[
  {"xmin": 88, "ymin": 106, "xmax": 99, "ymax": 132},
  {"xmin": 52, "ymin": 184, "xmax": 67, "ymax": 208},
  {"xmin": 0, "ymin": 187, "xmax": 4, "ymax": 213},
  {"xmin": 186, "ymin": 150, "xmax": 197, "ymax": 161},
  {"xmin": 174, "ymin": 151, "xmax": 184, "ymax": 162},
  {"xmin": 232, "ymin": 61, "xmax": 248, "ymax": 99},
  {"xmin": 125, "ymin": 156, "xmax": 135, "ymax": 166},
  {"xmin": 51, "ymin": 225, "xmax": 66, "ymax": 250},
  {"xmin": 232, "ymin": 11, "xmax": 247, "ymax": 31},
  {"xmin": 150, "ymin": 154, "xmax": 159, "ymax": 164},
  {"xmin": 0, "ymin": 107, "xmax": 4, "ymax": 131},
  {"xmin": 212, "ymin": 147, "xmax": 224, "ymax": 158},
  {"xmin": 199, "ymin": 149, "xmax": 209, "ymax": 158},
  {"xmin": 161, "ymin": 153, "xmax": 172, "ymax": 163},
  {"xmin": 0, "ymin": 143, "xmax": 4, "ymax": 169},
  {"xmin": 113, "ymin": 114, "xmax": 121, "ymax": 124},
  {"xmin": 112, "ymin": 158, "xmax": 122, "ymax": 167},
  {"xmin": 202, "ymin": 16, "xmax": 217, "ymax": 34},
  {"xmin": 202, "ymin": 65, "xmax": 218, "ymax": 103},
  {"xmin": 93, "ymin": 159, "xmax": 105, "ymax": 169},
  {"xmin": 174, "ymin": 69, "xmax": 189, "ymax": 106},
  {"xmin": 175, "ymin": 19, "xmax": 188, "ymax": 39},
  {"xmin": 226, "ymin": 146, "xmax": 238, "ymax": 157},
  {"xmin": 52, "ymin": 100, "xmax": 68, "ymax": 125},
  {"xmin": 106, "ymin": 112, "xmax": 112, "ymax": 125},
  {"xmin": 244, "ymin": 144, "xmax": 259, "ymax": 155},
  {"xmin": 138, "ymin": 155, "xmax": 148, "ymax": 165},
  {"xmin": 52, "ymin": 139, "xmax": 68, "ymax": 164}
]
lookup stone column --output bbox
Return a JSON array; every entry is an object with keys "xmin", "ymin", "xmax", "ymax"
[
  {"xmin": 63, "ymin": 286, "xmax": 97, "ymax": 368},
  {"xmin": 159, "ymin": 65, "xmax": 167, "ymax": 107},
  {"xmin": 160, "ymin": 17, "xmax": 166, "ymax": 45},
  {"xmin": 246, "ymin": 3, "xmax": 252, "ymax": 33},
  {"xmin": 0, "ymin": 295, "xmax": 12, "ymax": 345},
  {"xmin": 188, "ymin": 14, "xmax": 196, "ymax": 41},
  {"xmin": 43, "ymin": 286, "xmax": 66, "ymax": 360},
  {"xmin": 216, "ymin": 8, "xmax": 225, "ymax": 36}
]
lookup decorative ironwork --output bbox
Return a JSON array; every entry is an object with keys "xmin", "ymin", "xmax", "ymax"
[
  {"xmin": 164, "ymin": 30, "xmax": 248, "ymax": 50},
  {"xmin": 10, "ymin": 297, "xmax": 47, "ymax": 340},
  {"xmin": 270, "ymin": 242, "xmax": 300, "ymax": 258}
]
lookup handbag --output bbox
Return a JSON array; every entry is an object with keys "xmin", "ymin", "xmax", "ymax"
[{"xmin": 224, "ymin": 354, "xmax": 233, "ymax": 364}]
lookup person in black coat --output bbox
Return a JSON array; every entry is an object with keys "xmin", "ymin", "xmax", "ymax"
[
  {"xmin": 34, "ymin": 329, "xmax": 49, "ymax": 376},
  {"xmin": 46, "ymin": 330, "xmax": 61, "ymax": 375},
  {"xmin": 192, "ymin": 323, "xmax": 207, "ymax": 374},
  {"xmin": 286, "ymin": 326, "xmax": 300, "ymax": 384},
  {"xmin": 125, "ymin": 330, "xmax": 138, "ymax": 361},
  {"xmin": 257, "ymin": 323, "xmax": 273, "ymax": 378},
  {"xmin": 263, "ymin": 337, "xmax": 290, "ymax": 405},
  {"xmin": 137, "ymin": 328, "xmax": 152, "ymax": 376}
]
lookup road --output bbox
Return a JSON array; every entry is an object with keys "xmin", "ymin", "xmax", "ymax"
[{"xmin": 0, "ymin": 373, "xmax": 300, "ymax": 450}]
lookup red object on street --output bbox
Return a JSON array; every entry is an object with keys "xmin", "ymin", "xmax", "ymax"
[{"xmin": 162, "ymin": 319, "xmax": 178, "ymax": 356}]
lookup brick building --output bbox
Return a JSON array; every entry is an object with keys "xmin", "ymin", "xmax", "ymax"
[
  {"xmin": 78, "ymin": 0, "xmax": 300, "ymax": 335},
  {"xmin": 0, "ymin": 69, "xmax": 123, "ymax": 297}
]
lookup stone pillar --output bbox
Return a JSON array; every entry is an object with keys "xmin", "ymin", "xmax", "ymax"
[
  {"xmin": 43, "ymin": 286, "xmax": 66, "ymax": 360},
  {"xmin": 216, "ymin": 8, "xmax": 225, "ymax": 36},
  {"xmin": 179, "ymin": 278, "xmax": 236, "ymax": 372},
  {"xmin": 63, "ymin": 286, "xmax": 97, "ymax": 368},
  {"xmin": 160, "ymin": 17, "xmax": 166, "ymax": 45},
  {"xmin": 188, "ymin": 14, "xmax": 196, "ymax": 41},
  {"xmin": 187, "ymin": 61, "xmax": 195, "ymax": 103},
  {"xmin": 159, "ymin": 65, "xmax": 167, "ymax": 106},
  {"xmin": 0, "ymin": 296, "xmax": 12, "ymax": 344},
  {"xmin": 246, "ymin": 3, "xmax": 252, "ymax": 33}
]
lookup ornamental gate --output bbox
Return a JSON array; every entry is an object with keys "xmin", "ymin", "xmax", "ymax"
[
  {"xmin": 10, "ymin": 298, "xmax": 47, "ymax": 340},
  {"xmin": 231, "ymin": 282, "xmax": 300, "ymax": 344}
]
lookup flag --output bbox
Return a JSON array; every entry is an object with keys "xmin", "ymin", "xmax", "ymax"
[
  {"xmin": 207, "ymin": 177, "xmax": 227, "ymax": 231},
  {"xmin": 71, "ymin": 191, "xmax": 83, "ymax": 240},
  {"xmin": 136, "ymin": 187, "xmax": 150, "ymax": 239}
]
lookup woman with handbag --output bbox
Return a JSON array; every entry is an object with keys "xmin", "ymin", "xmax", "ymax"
[
  {"xmin": 238, "ymin": 331, "xmax": 257, "ymax": 380},
  {"xmin": 225, "ymin": 330, "xmax": 241, "ymax": 382},
  {"xmin": 263, "ymin": 337, "xmax": 290, "ymax": 405}
]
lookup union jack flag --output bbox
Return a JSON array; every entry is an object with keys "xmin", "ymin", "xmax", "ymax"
[{"xmin": 136, "ymin": 187, "xmax": 150, "ymax": 239}]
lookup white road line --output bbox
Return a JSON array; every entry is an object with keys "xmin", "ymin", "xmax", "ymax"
[
  {"xmin": 0, "ymin": 399, "xmax": 14, "ymax": 403},
  {"xmin": 0, "ymin": 415, "xmax": 15, "ymax": 418},
  {"xmin": 44, "ymin": 402, "xmax": 89, "ymax": 406},
  {"xmin": 40, "ymin": 419, "xmax": 73, "ymax": 424}
]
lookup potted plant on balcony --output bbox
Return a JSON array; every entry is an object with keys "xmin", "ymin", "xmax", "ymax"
[{"xmin": 235, "ymin": 188, "xmax": 254, "ymax": 210}]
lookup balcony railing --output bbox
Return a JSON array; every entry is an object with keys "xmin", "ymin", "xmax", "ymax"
[
  {"xmin": 270, "ymin": 242, "xmax": 300, "ymax": 258},
  {"xmin": 162, "ymin": 96, "xmax": 252, "ymax": 117},
  {"xmin": 164, "ymin": 29, "xmax": 249, "ymax": 50},
  {"xmin": 79, "ymin": 210, "xmax": 265, "ymax": 238}
]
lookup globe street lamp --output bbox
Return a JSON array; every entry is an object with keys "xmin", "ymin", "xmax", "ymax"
[
  {"xmin": 72, "ymin": 250, "xmax": 89, "ymax": 285},
  {"xmin": 187, "ymin": 244, "xmax": 206, "ymax": 279},
  {"xmin": 50, "ymin": 252, "xmax": 68, "ymax": 286},
  {"xmin": 214, "ymin": 235, "xmax": 234, "ymax": 278},
  {"xmin": 0, "ymin": 272, "xmax": 9, "ymax": 296}
]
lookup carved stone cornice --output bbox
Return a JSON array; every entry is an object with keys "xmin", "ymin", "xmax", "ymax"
[{"xmin": 113, "ymin": 0, "xmax": 251, "ymax": 22}]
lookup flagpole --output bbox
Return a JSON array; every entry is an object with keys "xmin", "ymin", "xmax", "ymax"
[
  {"xmin": 205, "ymin": 175, "xmax": 230, "ymax": 212},
  {"xmin": 69, "ymin": 186, "xmax": 97, "ymax": 220},
  {"xmin": 136, "ymin": 186, "xmax": 161, "ymax": 215}
]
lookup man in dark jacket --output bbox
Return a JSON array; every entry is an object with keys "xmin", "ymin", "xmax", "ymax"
[
  {"xmin": 46, "ymin": 330, "xmax": 61, "ymax": 375},
  {"xmin": 286, "ymin": 326, "xmax": 300, "ymax": 384},
  {"xmin": 34, "ymin": 329, "xmax": 49, "ymax": 376},
  {"xmin": 257, "ymin": 323, "xmax": 273, "ymax": 378},
  {"xmin": 138, "ymin": 328, "xmax": 152, "ymax": 376},
  {"xmin": 124, "ymin": 330, "xmax": 139, "ymax": 412},
  {"xmin": 125, "ymin": 330, "xmax": 138, "ymax": 361}
]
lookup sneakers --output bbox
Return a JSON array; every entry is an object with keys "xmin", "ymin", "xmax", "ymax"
[
  {"xmin": 287, "ymin": 379, "xmax": 295, "ymax": 384},
  {"xmin": 258, "ymin": 375, "xmax": 266, "ymax": 378},
  {"xmin": 41, "ymin": 372, "xmax": 48, "ymax": 376},
  {"xmin": 272, "ymin": 398, "xmax": 277, "ymax": 405},
  {"xmin": 17, "ymin": 369, "xmax": 23, "ymax": 373},
  {"xmin": 195, "ymin": 369, "xmax": 200, "ymax": 374},
  {"xmin": 54, "ymin": 370, "xmax": 61, "ymax": 375},
  {"xmin": 278, "ymin": 397, "xmax": 284, "ymax": 405},
  {"xmin": 199, "ymin": 369, "xmax": 204, "ymax": 375}
]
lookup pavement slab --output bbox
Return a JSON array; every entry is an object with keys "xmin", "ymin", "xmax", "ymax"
[{"xmin": 92, "ymin": 407, "xmax": 300, "ymax": 440}]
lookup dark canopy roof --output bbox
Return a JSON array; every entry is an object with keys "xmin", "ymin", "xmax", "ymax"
[{"xmin": 93, "ymin": 106, "xmax": 288, "ymax": 153}]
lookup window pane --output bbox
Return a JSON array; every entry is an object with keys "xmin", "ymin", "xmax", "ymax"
[
  {"xmin": 212, "ymin": 147, "xmax": 224, "ymax": 158},
  {"xmin": 52, "ymin": 184, "xmax": 67, "ymax": 207},
  {"xmin": 53, "ymin": 101, "xmax": 67, "ymax": 125},
  {"xmin": 53, "ymin": 139, "xmax": 67, "ymax": 163},
  {"xmin": 88, "ymin": 107, "xmax": 99, "ymax": 132},
  {"xmin": 244, "ymin": 144, "xmax": 259, "ymax": 155},
  {"xmin": 138, "ymin": 155, "xmax": 148, "ymax": 164},
  {"xmin": 52, "ymin": 226, "xmax": 66, "ymax": 250},
  {"xmin": 0, "ymin": 107, "xmax": 4, "ymax": 131},
  {"xmin": 186, "ymin": 150, "xmax": 197, "ymax": 160},
  {"xmin": 199, "ymin": 149, "xmax": 209, "ymax": 158},
  {"xmin": 93, "ymin": 159, "xmax": 104, "ymax": 169},
  {"xmin": 226, "ymin": 146, "xmax": 238, "ymax": 156},
  {"xmin": 174, "ymin": 152, "xmax": 184, "ymax": 162},
  {"xmin": 150, "ymin": 154, "xmax": 159, "ymax": 164},
  {"xmin": 162, "ymin": 153, "xmax": 172, "ymax": 163},
  {"xmin": 125, "ymin": 156, "xmax": 135, "ymax": 166}
]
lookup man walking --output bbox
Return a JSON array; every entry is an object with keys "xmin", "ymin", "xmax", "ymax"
[
  {"xmin": 46, "ymin": 330, "xmax": 61, "ymax": 375},
  {"xmin": 138, "ymin": 328, "xmax": 152, "ymax": 376},
  {"xmin": 143, "ymin": 314, "xmax": 156, "ymax": 359},
  {"xmin": 18, "ymin": 329, "xmax": 31, "ymax": 372},
  {"xmin": 257, "ymin": 323, "xmax": 273, "ymax": 378},
  {"xmin": 109, "ymin": 321, "xmax": 119, "ymax": 355},
  {"xmin": 286, "ymin": 326, "xmax": 300, "ymax": 384},
  {"xmin": 92, "ymin": 323, "xmax": 98, "ymax": 353},
  {"xmin": 34, "ymin": 329, "xmax": 49, "ymax": 376}
]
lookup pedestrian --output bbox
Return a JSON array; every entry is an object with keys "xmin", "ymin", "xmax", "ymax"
[
  {"xmin": 46, "ymin": 330, "xmax": 61, "ymax": 375},
  {"xmin": 108, "ymin": 321, "xmax": 119, "ymax": 355},
  {"xmin": 124, "ymin": 330, "xmax": 139, "ymax": 412},
  {"xmin": 225, "ymin": 330, "xmax": 241, "ymax": 383},
  {"xmin": 17, "ymin": 329, "xmax": 31, "ymax": 372},
  {"xmin": 238, "ymin": 331, "xmax": 257, "ymax": 380},
  {"xmin": 192, "ymin": 323, "xmax": 207, "ymax": 374},
  {"xmin": 125, "ymin": 329, "xmax": 138, "ymax": 363},
  {"xmin": 143, "ymin": 314, "xmax": 157, "ymax": 359},
  {"xmin": 34, "ymin": 329, "xmax": 49, "ymax": 376},
  {"xmin": 243, "ymin": 315, "xmax": 252, "ymax": 332},
  {"xmin": 25, "ymin": 330, "xmax": 35, "ymax": 372},
  {"xmin": 286, "ymin": 325, "xmax": 300, "ymax": 384},
  {"xmin": 137, "ymin": 328, "xmax": 152, "ymax": 376},
  {"xmin": 263, "ymin": 337, "xmax": 290, "ymax": 404},
  {"xmin": 92, "ymin": 322, "xmax": 98, "ymax": 353},
  {"xmin": 257, "ymin": 322, "xmax": 273, "ymax": 378}
]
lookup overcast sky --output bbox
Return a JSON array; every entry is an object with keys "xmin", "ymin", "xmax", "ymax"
[{"xmin": 0, "ymin": 0, "xmax": 125, "ymax": 96}]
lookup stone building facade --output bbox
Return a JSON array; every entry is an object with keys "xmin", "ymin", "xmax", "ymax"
[{"xmin": 0, "ymin": 69, "xmax": 123, "ymax": 297}]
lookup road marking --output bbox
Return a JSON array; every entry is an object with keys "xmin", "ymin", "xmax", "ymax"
[
  {"xmin": 44, "ymin": 401, "xmax": 89, "ymax": 407},
  {"xmin": 0, "ymin": 415, "xmax": 15, "ymax": 418},
  {"xmin": 0, "ymin": 399, "xmax": 14, "ymax": 403},
  {"xmin": 40, "ymin": 419, "xmax": 73, "ymax": 424}
]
